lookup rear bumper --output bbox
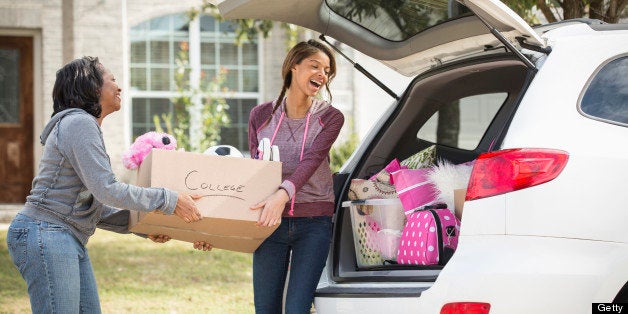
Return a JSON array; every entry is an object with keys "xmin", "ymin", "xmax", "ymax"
[
  {"xmin": 315, "ymin": 235, "xmax": 628, "ymax": 314},
  {"xmin": 315, "ymin": 288, "xmax": 423, "ymax": 313},
  {"xmin": 316, "ymin": 286, "xmax": 425, "ymax": 298}
]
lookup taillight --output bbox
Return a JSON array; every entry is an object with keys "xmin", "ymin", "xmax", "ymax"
[
  {"xmin": 466, "ymin": 148, "xmax": 569, "ymax": 201},
  {"xmin": 441, "ymin": 302, "xmax": 491, "ymax": 314}
]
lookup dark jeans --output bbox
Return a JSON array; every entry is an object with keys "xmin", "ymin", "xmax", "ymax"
[{"xmin": 253, "ymin": 216, "xmax": 332, "ymax": 314}]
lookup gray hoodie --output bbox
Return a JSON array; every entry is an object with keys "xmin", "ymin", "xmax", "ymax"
[{"xmin": 20, "ymin": 109, "xmax": 177, "ymax": 245}]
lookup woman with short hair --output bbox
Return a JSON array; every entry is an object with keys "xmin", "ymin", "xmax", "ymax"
[{"xmin": 6, "ymin": 56, "xmax": 202, "ymax": 313}]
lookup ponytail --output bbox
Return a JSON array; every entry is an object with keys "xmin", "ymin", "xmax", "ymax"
[{"xmin": 261, "ymin": 75, "xmax": 290, "ymax": 129}]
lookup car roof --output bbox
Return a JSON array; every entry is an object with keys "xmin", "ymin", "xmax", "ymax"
[{"xmin": 216, "ymin": 0, "xmax": 546, "ymax": 76}]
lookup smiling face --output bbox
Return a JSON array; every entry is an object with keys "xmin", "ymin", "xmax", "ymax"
[
  {"xmin": 290, "ymin": 50, "xmax": 331, "ymax": 98},
  {"xmin": 98, "ymin": 65, "xmax": 122, "ymax": 118}
]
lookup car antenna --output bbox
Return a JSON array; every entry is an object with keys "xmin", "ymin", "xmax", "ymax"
[{"xmin": 319, "ymin": 34, "xmax": 399, "ymax": 100}]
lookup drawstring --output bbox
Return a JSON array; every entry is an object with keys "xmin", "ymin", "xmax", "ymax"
[
  {"xmin": 270, "ymin": 112, "xmax": 284, "ymax": 146},
  {"xmin": 300, "ymin": 113, "xmax": 311, "ymax": 161},
  {"xmin": 269, "ymin": 110, "xmax": 311, "ymax": 216},
  {"xmin": 291, "ymin": 112, "xmax": 311, "ymax": 216}
]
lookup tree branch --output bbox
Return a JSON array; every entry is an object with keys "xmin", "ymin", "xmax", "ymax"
[
  {"xmin": 589, "ymin": 0, "xmax": 604, "ymax": 21},
  {"xmin": 537, "ymin": 0, "xmax": 558, "ymax": 23},
  {"xmin": 605, "ymin": 0, "xmax": 628, "ymax": 23}
]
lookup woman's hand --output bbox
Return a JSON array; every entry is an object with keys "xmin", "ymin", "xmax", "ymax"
[
  {"xmin": 250, "ymin": 189, "xmax": 290, "ymax": 227},
  {"xmin": 193, "ymin": 241, "xmax": 213, "ymax": 251},
  {"xmin": 174, "ymin": 193, "xmax": 203, "ymax": 223},
  {"xmin": 148, "ymin": 234, "xmax": 171, "ymax": 243}
]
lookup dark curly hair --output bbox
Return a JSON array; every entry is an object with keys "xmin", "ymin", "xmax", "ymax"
[{"xmin": 51, "ymin": 56, "xmax": 104, "ymax": 118}]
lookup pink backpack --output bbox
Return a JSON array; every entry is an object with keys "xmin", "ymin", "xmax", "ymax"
[{"xmin": 397, "ymin": 204, "xmax": 460, "ymax": 265}]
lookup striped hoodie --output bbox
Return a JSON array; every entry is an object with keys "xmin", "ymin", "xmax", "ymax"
[{"xmin": 248, "ymin": 98, "xmax": 344, "ymax": 217}]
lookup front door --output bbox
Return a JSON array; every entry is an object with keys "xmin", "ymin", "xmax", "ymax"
[{"xmin": 0, "ymin": 36, "xmax": 34, "ymax": 203}]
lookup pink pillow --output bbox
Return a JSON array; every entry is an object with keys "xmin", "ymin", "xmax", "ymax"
[
  {"xmin": 369, "ymin": 159, "xmax": 407, "ymax": 184},
  {"xmin": 391, "ymin": 168, "xmax": 438, "ymax": 214}
]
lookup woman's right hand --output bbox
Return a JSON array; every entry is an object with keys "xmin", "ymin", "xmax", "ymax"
[{"xmin": 174, "ymin": 193, "xmax": 202, "ymax": 223}]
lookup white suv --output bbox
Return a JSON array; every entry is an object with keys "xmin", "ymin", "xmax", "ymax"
[{"xmin": 217, "ymin": 0, "xmax": 628, "ymax": 313}]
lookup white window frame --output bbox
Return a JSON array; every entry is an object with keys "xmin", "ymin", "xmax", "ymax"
[{"xmin": 127, "ymin": 12, "xmax": 262, "ymax": 152}]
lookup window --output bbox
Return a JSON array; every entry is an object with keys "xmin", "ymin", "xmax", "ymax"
[
  {"xmin": 326, "ymin": 0, "xmax": 470, "ymax": 41},
  {"xmin": 0, "ymin": 49, "xmax": 19, "ymax": 124},
  {"xmin": 129, "ymin": 13, "xmax": 260, "ymax": 152},
  {"xmin": 417, "ymin": 93, "xmax": 507, "ymax": 150},
  {"xmin": 580, "ymin": 56, "xmax": 628, "ymax": 126}
]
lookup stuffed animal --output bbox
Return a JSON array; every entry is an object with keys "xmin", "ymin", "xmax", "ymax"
[
  {"xmin": 426, "ymin": 159, "xmax": 474, "ymax": 213},
  {"xmin": 122, "ymin": 131, "xmax": 177, "ymax": 170}
]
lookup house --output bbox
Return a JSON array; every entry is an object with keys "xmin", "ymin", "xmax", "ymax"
[{"xmin": 0, "ymin": 0, "xmax": 405, "ymax": 206}]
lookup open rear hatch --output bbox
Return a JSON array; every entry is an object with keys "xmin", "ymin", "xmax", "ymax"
[{"xmin": 216, "ymin": 0, "xmax": 547, "ymax": 76}]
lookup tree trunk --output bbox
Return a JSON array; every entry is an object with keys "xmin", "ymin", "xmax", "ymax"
[
  {"xmin": 586, "ymin": 0, "xmax": 627, "ymax": 23},
  {"xmin": 437, "ymin": 101, "xmax": 460, "ymax": 148},
  {"xmin": 589, "ymin": 0, "xmax": 605, "ymax": 20},
  {"xmin": 537, "ymin": 0, "xmax": 558, "ymax": 23},
  {"xmin": 605, "ymin": 0, "xmax": 628, "ymax": 23},
  {"xmin": 562, "ymin": 0, "xmax": 586, "ymax": 19}
]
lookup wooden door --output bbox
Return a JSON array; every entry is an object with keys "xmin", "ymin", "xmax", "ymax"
[{"xmin": 0, "ymin": 36, "xmax": 34, "ymax": 203}]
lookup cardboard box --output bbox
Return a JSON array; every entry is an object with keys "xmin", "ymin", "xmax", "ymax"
[
  {"xmin": 454, "ymin": 189, "xmax": 466, "ymax": 220},
  {"xmin": 129, "ymin": 149, "xmax": 281, "ymax": 253}
]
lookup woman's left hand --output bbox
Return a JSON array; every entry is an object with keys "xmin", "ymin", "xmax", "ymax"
[
  {"xmin": 148, "ymin": 234, "xmax": 171, "ymax": 243},
  {"xmin": 250, "ymin": 189, "xmax": 290, "ymax": 227}
]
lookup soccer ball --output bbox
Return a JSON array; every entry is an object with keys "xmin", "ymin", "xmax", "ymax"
[{"xmin": 203, "ymin": 145, "xmax": 244, "ymax": 158}]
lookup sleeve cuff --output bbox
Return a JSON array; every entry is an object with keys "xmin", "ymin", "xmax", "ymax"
[
  {"xmin": 162, "ymin": 189, "xmax": 178, "ymax": 215},
  {"xmin": 280, "ymin": 180, "xmax": 296, "ymax": 200}
]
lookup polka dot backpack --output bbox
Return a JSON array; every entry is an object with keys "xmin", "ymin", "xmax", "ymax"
[{"xmin": 397, "ymin": 203, "xmax": 460, "ymax": 266}]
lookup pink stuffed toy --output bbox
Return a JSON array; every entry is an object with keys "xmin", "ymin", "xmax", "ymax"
[{"xmin": 122, "ymin": 131, "xmax": 177, "ymax": 170}]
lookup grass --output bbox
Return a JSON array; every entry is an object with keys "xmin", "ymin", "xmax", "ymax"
[{"xmin": 0, "ymin": 229, "xmax": 255, "ymax": 313}]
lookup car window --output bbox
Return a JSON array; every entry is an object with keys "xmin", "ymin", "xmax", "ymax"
[
  {"xmin": 325, "ymin": 0, "xmax": 471, "ymax": 41},
  {"xmin": 416, "ymin": 93, "xmax": 507, "ymax": 150},
  {"xmin": 580, "ymin": 56, "xmax": 628, "ymax": 126}
]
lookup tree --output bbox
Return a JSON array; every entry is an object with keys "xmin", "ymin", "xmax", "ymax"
[
  {"xmin": 193, "ymin": 1, "xmax": 299, "ymax": 47},
  {"xmin": 502, "ymin": 0, "xmax": 627, "ymax": 24},
  {"xmin": 154, "ymin": 41, "xmax": 231, "ymax": 152},
  {"xmin": 330, "ymin": 132, "xmax": 359, "ymax": 173}
]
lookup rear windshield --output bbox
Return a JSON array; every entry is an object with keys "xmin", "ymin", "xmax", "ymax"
[
  {"xmin": 325, "ymin": 0, "xmax": 471, "ymax": 41},
  {"xmin": 417, "ymin": 93, "xmax": 508, "ymax": 150}
]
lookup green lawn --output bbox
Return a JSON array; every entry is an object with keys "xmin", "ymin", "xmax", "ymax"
[{"xmin": 0, "ymin": 229, "xmax": 255, "ymax": 313}]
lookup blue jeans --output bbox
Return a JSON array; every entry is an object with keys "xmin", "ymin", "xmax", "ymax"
[
  {"xmin": 6, "ymin": 214, "xmax": 101, "ymax": 313},
  {"xmin": 253, "ymin": 216, "xmax": 332, "ymax": 314}
]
